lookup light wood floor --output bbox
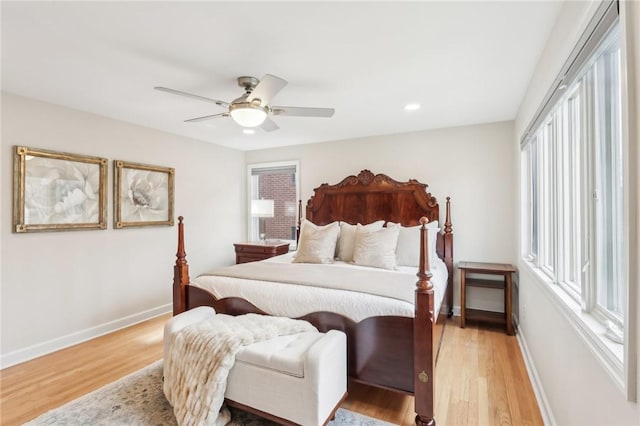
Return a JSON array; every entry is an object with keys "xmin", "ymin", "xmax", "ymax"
[{"xmin": 0, "ymin": 314, "xmax": 542, "ymax": 426}]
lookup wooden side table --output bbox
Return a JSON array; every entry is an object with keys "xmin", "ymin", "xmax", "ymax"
[
  {"xmin": 234, "ymin": 241, "xmax": 290, "ymax": 264},
  {"xmin": 459, "ymin": 261, "xmax": 516, "ymax": 335}
]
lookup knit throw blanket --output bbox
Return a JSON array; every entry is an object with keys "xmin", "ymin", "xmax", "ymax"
[{"xmin": 163, "ymin": 313, "xmax": 318, "ymax": 426}]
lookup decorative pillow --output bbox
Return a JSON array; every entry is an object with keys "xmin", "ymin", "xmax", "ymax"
[
  {"xmin": 337, "ymin": 220, "xmax": 385, "ymax": 262},
  {"xmin": 293, "ymin": 220, "xmax": 340, "ymax": 264},
  {"xmin": 352, "ymin": 225, "xmax": 400, "ymax": 270},
  {"xmin": 388, "ymin": 221, "xmax": 439, "ymax": 267}
]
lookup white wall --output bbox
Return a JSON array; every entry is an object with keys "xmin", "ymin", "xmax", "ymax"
[
  {"xmin": 0, "ymin": 93, "xmax": 246, "ymax": 367},
  {"xmin": 246, "ymin": 121, "xmax": 517, "ymax": 313},
  {"xmin": 514, "ymin": 1, "xmax": 640, "ymax": 424}
]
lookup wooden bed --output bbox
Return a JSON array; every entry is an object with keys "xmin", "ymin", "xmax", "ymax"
[{"xmin": 172, "ymin": 170, "xmax": 454, "ymax": 425}]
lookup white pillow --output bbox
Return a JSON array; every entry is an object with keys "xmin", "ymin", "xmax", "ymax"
[
  {"xmin": 337, "ymin": 220, "xmax": 385, "ymax": 262},
  {"xmin": 352, "ymin": 225, "xmax": 400, "ymax": 270},
  {"xmin": 388, "ymin": 221, "xmax": 439, "ymax": 267},
  {"xmin": 294, "ymin": 220, "xmax": 340, "ymax": 264}
]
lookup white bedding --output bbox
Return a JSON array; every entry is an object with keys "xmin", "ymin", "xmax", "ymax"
[{"xmin": 192, "ymin": 252, "xmax": 448, "ymax": 323}]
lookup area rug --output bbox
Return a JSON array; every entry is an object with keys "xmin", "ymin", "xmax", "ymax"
[{"xmin": 25, "ymin": 360, "xmax": 394, "ymax": 426}]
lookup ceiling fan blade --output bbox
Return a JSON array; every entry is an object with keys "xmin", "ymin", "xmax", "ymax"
[
  {"xmin": 247, "ymin": 74, "xmax": 287, "ymax": 105},
  {"xmin": 184, "ymin": 112, "xmax": 228, "ymax": 123},
  {"xmin": 271, "ymin": 106, "xmax": 335, "ymax": 118},
  {"xmin": 155, "ymin": 86, "xmax": 229, "ymax": 108},
  {"xmin": 260, "ymin": 116, "xmax": 280, "ymax": 132}
]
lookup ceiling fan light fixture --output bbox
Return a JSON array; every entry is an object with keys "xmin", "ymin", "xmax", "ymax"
[
  {"xmin": 230, "ymin": 103, "xmax": 268, "ymax": 127},
  {"xmin": 156, "ymin": 74, "xmax": 335, "ymax": 132}
]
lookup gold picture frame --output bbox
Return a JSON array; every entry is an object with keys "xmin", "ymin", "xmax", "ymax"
[
  {"xmin": 12, "ymin": 146, "xmax": 108, "ymax": 233},
  {"xmin": 114, "ymin": 160, "xmax": 174, "ymax": 228}
]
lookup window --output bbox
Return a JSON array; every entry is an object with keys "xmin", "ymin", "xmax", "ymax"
[
  {"xmin": 247, "ymin": 161, "xmax": 299, "ymax": 249},
  {"xmin": 521, "ymin": 0, "xmax": 634, "ymax": 398},
  {"xmin": 523, "ymin": 21, "xmax": 623, "ymax": 325}
]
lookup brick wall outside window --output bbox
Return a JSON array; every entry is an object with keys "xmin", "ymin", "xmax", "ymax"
[{"xmin": 258, "ymin": 173, "xmax": 297, "ymax": 240}]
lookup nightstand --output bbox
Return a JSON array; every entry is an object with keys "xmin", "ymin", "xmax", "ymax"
[
  {"xmin": 234, "ymin": 241, "xmax": 290, "ymax": 264},
  {"xmin": 459, "ymin": 261, "xmax": 516, "ymax": 335}
]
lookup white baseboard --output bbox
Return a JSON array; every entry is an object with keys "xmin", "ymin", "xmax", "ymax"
[
  {"xmin": 0, "ymin": 304, "xmax": 172, "ymax": 369},
  {"xmin": 514, "ymin": 318, "xmax": 557, "ymax": 426}
]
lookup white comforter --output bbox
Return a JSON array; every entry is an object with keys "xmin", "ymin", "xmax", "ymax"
[{"xmin": 192, "ymin": 252, "xmax": 448, "ymax": 322}]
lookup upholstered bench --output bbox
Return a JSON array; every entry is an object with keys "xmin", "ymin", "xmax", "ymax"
[{"xmin": 164, "ymin": 307, "xmax": 347, "ymax": 426}]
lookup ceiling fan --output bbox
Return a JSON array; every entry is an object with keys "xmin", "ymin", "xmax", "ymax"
[{"xmin": 154, "ymin": 74, "xmax": 335, "ymax": 132}]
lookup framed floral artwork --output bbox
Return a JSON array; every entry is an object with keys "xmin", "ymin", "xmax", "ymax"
[
  {"xmin": 114, "ymin": 160, "xmax": 174, "ymax": 228},
  {"xmin": 12, "ymin": 146, "xmax": 108, "ymax": 233}
]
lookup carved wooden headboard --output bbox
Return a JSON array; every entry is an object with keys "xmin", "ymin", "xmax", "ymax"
[
  {"xmin": 301, "ymin": 169, "xmax": 453, "ymax": 266},
  {"xmin": 306, "ymin": 169, "xmax": 439, "ymax": 226}
]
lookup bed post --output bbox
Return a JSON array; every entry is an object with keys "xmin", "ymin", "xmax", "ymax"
[
  {"xmin": 444, "ymin": 197, "xmax": 454, "ymax": 317},
  {"xmin": 414, "ymin": 217, "xmax": 436, "ymax": 426},
  {"xmin": 296, "ymin": 199, "xmax": 302, "ymax": 244},
  {"xmin": 173, "ymin": 216, "xmax": 190, "ymax": 316}
]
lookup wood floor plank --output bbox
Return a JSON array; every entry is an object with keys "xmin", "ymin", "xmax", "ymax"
[
  {"xmin": 502, "ymin": 338, "xmax": 524, "ymax": 424},
  {"xmin": 434, "ymin": 318, "xmax": 456, "ymax": 426},
  {"xmin": 477, "ymin": 377, "xmax": 490, "ymax": 426},
  {"xmin": 0, "ymin": 315, "xmax": 543, "ymax": 426},
  {"xmin": 507, "ymin": 333, "xmax": 542, "ymax": 426}
]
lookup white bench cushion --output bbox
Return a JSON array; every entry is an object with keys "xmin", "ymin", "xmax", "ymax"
[
  {"xmin": 165, "ymin": 307, "xmax": 347, "ymax": 425},
  {"xmin": 235, "ymin": 331, "xmax": 323, "ymax": 378}
]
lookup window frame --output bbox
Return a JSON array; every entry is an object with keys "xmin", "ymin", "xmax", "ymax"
[{"xmin": 246, "ymin": 160, "xmax": 300, "ymax": 248}]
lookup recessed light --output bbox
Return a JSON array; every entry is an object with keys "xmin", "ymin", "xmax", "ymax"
[
  {"xmin": 243, "ymin": 129, "xmax": 256, "ymax": 135},
  {"xmin": 404, "ymin": 103, "xmax": 421, "ymax": 111}
]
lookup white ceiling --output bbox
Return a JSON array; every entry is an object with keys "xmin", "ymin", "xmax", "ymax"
[{"xmin": 1, "ymin": 1, "xmax": 563, "ymax": 151}]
